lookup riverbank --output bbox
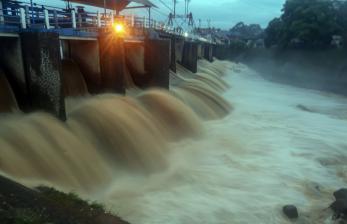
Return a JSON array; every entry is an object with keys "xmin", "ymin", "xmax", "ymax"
[
  {"xmin": 222, "ymin": 48, "xmax": 347, "ymax": 96},
  {"xmin": 0, "ymin": 175, "xmax": 130, "ymax": 224}
]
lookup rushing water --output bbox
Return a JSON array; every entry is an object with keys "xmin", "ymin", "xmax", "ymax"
[
  {"xmin": 1, "ymin": 60, "xmax": 347, "ymax": 223},
  {"xmin": 100, "ymin": 64, "xmax": 347, "ymax": 224}
]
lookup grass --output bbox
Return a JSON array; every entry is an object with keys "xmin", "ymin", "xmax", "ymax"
[{"xmin": 0, "ymin": 186, "xmax": 129, "ymax": 224}]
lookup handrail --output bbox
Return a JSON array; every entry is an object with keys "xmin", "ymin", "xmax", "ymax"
[{"xmin": 0, "ymin": 2, "xmax": 210, "ymax": 41}]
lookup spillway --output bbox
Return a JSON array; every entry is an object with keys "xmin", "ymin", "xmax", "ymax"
[
  {"xmin": 1, "ymin": 59, "xmax": 346, "ymax": 223},
  {"xmin": 0, "ymin": 59, "xmax": 232, "ymax": 193},
  {"xmin": 99, "ymin": 63, "xmax": 347, "ymax": 224}
]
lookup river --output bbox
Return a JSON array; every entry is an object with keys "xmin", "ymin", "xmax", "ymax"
[{"xmin": 102, "ymin": 63, "xmax": 347, "ymax": 224}]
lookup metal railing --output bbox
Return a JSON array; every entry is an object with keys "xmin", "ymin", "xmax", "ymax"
[
  {"xmin": 0, "ymin": 8, "xmax": 21, "ymax": 27},
  {"xmin": 0, "ymin": 1, "xmax": 204, "ymax": 40}
]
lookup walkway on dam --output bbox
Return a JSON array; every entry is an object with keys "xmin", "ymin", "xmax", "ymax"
[{"xmin": 0, "ymin": 0, "xmax": 205, "ymax": 41}]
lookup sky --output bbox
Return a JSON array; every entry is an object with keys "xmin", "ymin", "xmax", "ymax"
[
  {"xmin": 187, "ymin": 0, "xmax": 286, "ymax": 28},
  {"xmin": 30, "ymin": 0, "xmax": 286, "ymax": 29}
]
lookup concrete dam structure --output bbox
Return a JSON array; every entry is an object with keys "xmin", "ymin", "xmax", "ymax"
[
  {"xmin": 0, "ymin": 1, "xmax": 233, "ymax": 223},
  {"xmin": 2, "ymin": 1, "xmax": 347, "ymax": 224},
  {"xmin": 0, "ymin": 0, "xmax": 220, "ymax": 121}
]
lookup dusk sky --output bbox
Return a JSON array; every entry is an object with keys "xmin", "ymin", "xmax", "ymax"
[{"xmin": 33, "ymin": 0, "xmax": 286, "ymax": 29}]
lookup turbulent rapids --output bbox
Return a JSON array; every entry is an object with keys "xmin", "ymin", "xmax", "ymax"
[
  {"xmin": 1, "ymin": 57, "xmax": 347, "ymax": 223},
  {"xmin": 0, "ymin": 59, "xmax": 232, "ymax": 194}
]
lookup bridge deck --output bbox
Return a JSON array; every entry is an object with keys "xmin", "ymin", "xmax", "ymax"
[{"xmin": 0, "ymin": 0, "xmax": 192, "ymax": 41}]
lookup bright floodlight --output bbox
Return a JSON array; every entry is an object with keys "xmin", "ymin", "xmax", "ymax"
[
  {"xmin": 113, "ymin": 23, "xmax": 125, "ymax": 34},
  {"xmin": 184, "ymin": 32, "xmax": 189, "ymax": 37}
]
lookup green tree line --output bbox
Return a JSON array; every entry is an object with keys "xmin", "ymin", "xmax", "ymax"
[{"xmin": 265, "ymin": 0, "xmax": 347, "ymax": 49}]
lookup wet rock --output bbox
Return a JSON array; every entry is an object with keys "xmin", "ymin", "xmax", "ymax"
[
  {"xmin": 330, "ymin": 199, "xmax": 347, "ymax": 217},
  {"xmin": 334, "ymin": 189, "xmax": 347, "ymax": 201},
  {"xmin": 283, "ymin": 205, "xmax": 299, "ymax": 219}
]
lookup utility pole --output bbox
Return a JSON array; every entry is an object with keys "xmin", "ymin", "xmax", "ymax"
[
  {"xmin": 173, "ymin": 0, "xmax": 176, "ymax": 17},
  {"xmin": 185, "ymin": 0, "xmax": 187, "ymax": 16}
]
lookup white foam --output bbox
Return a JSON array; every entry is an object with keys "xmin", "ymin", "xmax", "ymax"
[{"xmin": 101, "ymin": 64, "xmax": 347, "ymax": 224}]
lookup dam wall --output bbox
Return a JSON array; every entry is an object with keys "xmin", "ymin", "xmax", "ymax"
[
  {"xmin": 20, "ymin": 31, "xmax": 66, "ymax": 120},
  {"xmin": 0, "ymin": 29, "xmax": 215, "ymax": 118}
]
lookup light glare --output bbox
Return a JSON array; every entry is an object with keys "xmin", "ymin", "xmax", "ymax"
[{"xmin": 113, "ymin": 23, "xmax": 125, "ymax": 34}]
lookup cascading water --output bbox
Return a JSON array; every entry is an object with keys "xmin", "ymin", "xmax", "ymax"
[
  {"xmin": 67, "ymin": 95, "xmax": 169, "ymax": 172},
  {"xmin": 136, "ymin": 89, "xmax": 203, "ymax": 141},
  {"xmin": 2, "ymin": 57, "xmax": 345, "ymax": 223},
  {"xmin": 0, "ymin": 58, "xmax": 232, "ymax": 195},
  {"xmin": 0, "ymin": 69, "xmax": 19, "ymax": 113},
  {"xmin": 62, "ymin": 59, "xmax": 89, "ymax": 97},
  {"xmin": 99, "ymin": 62, "xmax": 347, "ymax": 224}
]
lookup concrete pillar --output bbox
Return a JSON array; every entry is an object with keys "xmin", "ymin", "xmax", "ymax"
[
  {"xmin": 181, "ymin": 41, "xmax": 198, "ymax": 73},
  {"xmin": 214, "ymin": 44, "xmax": 221, "ymax": 59},
  {"xmin": 197, "ymin": 44, "xmax": 203, "ymax": 59},
  {"xmin": 131, "ymin": 15, "xmax": 135, "ymax": 27},
  {"xmin": 44, "ymin": 9, "xmax": 50, "ymax": 29},
  {"xmin": 97, "ymin": 11, "xmax": 101, "ymax": 28},
  {"xmin": 204, "ymin": 43, "xmax": 213, "ymax": 62},
  {"xmin": 144, "ymin": 38, "xmax": 171, "ymax": 89},
  {"xmin": 218, "ymin": 44, "xmax": 230, "ymax": 60},
  {"xmin": 214, "ymin": 44, "xmax": 227, "ymax": 60},
  {"xmin": 25, "ymin": 6, "xmax": 30, "ymax": 27},
  {"xmin": 98, "ymin": 32, "xmax": 125, "ymax": 94},
  {"xmin": 175, "ymin": 38, "xmax": 184, "ymax": 63},
  {"xmin": 20, "ymin": 31, "xmax": 66, "ymax": 120},
  {"xmin": 19, "ymin": 8, "xmax": 26, "ymax": 29},
  {"xmin": 212, "ymin": 44, "xmax": 217, "ymax": 58},
  {"xmin": 170, "ymin": 37, "xmax": 176, "ymax": 72},
  {"xmin": 71, "ymin": 9, "xmax": 76, "ymax": 29}
]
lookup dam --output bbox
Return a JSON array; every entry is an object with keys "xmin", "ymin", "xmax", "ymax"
[
  {"xmin": 1, "ymin": 0, "xmax": 347, "ymax": 224},
  {"xmin": 0, "ymin": 0, "xmax": 218, "ymax": 119}
]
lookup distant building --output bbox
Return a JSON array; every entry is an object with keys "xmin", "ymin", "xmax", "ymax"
[
  {"xmin": 247, "ymin": 39, "xmax": 265, "ymax": 48},
  {"xmin": 331, "ymin": 35, "xmax": 343, "ymax": 48}
]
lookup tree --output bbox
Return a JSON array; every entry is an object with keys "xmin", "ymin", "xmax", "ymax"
[
  {"xmin": 265, "ymin": 0, "xmax": 343, "ymax": 49},
  {"xmin": 264, "ymin": 18, "xmax": 283, "ymax": 48},
  {"xmin": 336, "ymin": 0, "xmax": 347, "ymax": 45},
  {"xmin": 229, "ymin": 22, "xmax": 264, "ymax": 40}
]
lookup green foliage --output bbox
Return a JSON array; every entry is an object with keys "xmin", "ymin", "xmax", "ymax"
[
  {"xmin": 36, "ymin": 186, "xmax": 105, "ymax": 214},
  {"xmin": 13, "ymin": 209, "xmax": 47, "ymax": 224},
  {"xmin": 229, "ymin": 22, "xmax": 264, "ymax": 40},
  {"xmin": 264, "ymin": 18, "xmax": 283, "ymax": 48},
  {"xmin": 265, "ymin": 0, "xmax": 344, "ymax": 49},
  {"xmin": 336, "ymin": 0, "xmax": 347, "ymax": 41},
  {"xmin": 229, "ymin": 39, "xmax": 248, "ymax": 50},
  {"xmin": 0, "ymin": 208, "xmax": 49, "ymax": 224},
  {"xmin": 0, "ymin": 186, "xmax": 110, "ymax": 224}
]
